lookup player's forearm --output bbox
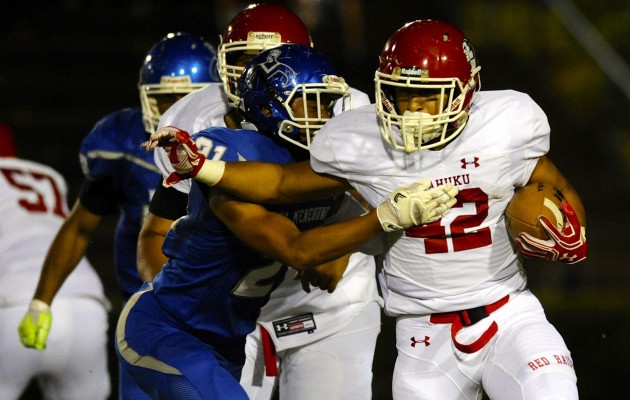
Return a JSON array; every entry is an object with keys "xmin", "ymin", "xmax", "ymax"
[
  {"xmin": 214, "ymin": 160, "xmax": 344, "ymax": 204},
  {"xmin": 217, "ymin": 161, "xmax": 286, "ymax": 202},
  {"xmin": 137, "ymin": 214, "xmax": 171, "ymax": 281},
  {"xmin": 33, "ymin": 226, "xmax": 92, "ymax": 304},
  {"xmin": 287, "ymin": 210, "xmax": 382, "ymax": 270}
]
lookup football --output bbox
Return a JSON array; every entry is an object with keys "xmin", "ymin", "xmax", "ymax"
[{"xmin": 505, "ymin": 183, "xmax": 565, "ymax": 240}]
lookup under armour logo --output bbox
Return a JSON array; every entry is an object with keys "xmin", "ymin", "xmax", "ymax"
[
  {"xmin": 559, "ymin": 253, "xmax": 578, "ymax": 262},
  {"xmin": 275, "ymin": 323, "xmax": 289, "ymax": 332},
  {"xmin": 411, "ymin": 335, "xmax": 431, "ymax": 347},
  {"xmin": 461, "ymin": 157, "xmax": 480, "ymax": 169}
]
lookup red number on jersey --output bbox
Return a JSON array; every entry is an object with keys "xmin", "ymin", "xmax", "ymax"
[
  {"xmin": 0, "ymin": 167, "xmax": 66, "ymax": 217},
  {"xmin": 406, "ymin": 187, "xmax": 491, "ymax": 253}
]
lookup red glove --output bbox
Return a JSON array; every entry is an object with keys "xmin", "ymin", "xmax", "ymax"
[
  {"xmin": 143, "ymin": 126, "xmax": 206, "ymax": 187},
  {"xmin": 516, "ymin": 200, "xmax": 587, "ymax": 264}
]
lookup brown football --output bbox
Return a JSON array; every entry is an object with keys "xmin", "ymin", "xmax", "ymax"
[{"xmin": 505, "ymin": 183, "xmax": 564, "ymax": 240}]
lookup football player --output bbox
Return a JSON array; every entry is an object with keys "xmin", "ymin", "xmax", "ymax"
[
  {"xmin": 119, "ymin": 44, "xmax": 457, "ymax": 400},
  {"xmin": 149, "ymin": 20, "xmax": 588, "ymax": 399},
  {"xmin": 2, "ymin": 122, "xmax": 110, "ymax": 400},
  {"xmin": 17, "ymin": 32, "xmax": 220, "ymax": 400},
  {"xmin": 135, "ymin": 4, "xmax": 381, "ymax": 400}
]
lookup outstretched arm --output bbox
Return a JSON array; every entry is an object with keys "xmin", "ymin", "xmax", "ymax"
[
  {"xmin": 143, "ymin": 126, "xmax": 350, "ymax": 203},
  {"xmin": 220, "ymin": 160, "xmax": 350, "ymax": 204}
]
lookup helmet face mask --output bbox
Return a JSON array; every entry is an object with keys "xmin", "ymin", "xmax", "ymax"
[
  {"xmin": 375, "ymin": 20, "xmax": 481, "ymax": 153},
  {"xmin": 139, "ymin": 32, "xmax": 220, "ymax": 134},
  {"xmin": 218, "ymin": 3, "xmax": 312, "ymax": 108},
  {"xmin": 276, "ymin": 85, "xmax": 348, "ymax": 149},
  {"xmin": 238, "ymin": 44, "xmax": 350, "ymax": 150}
]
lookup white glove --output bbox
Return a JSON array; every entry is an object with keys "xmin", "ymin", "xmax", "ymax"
[{"xmin": 376, "ymin": 179, "xmax": 458, "ymax": 232}]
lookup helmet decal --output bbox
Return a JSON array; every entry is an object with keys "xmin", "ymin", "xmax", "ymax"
[
  {"xmin": 462, "ymin": 39, "xmax": 477, "ymax": 71},
  {"xmin": 258, "ymin": 48, "xmax": 297, "ymax": 91}
]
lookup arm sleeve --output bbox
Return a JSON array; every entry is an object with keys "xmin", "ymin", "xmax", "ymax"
[
  {"xmin": 507, "ymin": 94, "xmax": 550, "ymax": 187},
  {"xmin": 78, "ymin": 177, "xmax": 119, "ymax": 216},
  {"xmin": 148, "ymin": 181, "xmax": 189, "ymax": 220}
]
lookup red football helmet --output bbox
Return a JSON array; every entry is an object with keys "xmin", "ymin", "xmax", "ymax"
[
  {"xmin": 375, "ymin": 20, "xmax": 481, "ymax": 152},
  {"xmin": 218, "ymin": 3, "xmax": 313, "ymax": 107}
]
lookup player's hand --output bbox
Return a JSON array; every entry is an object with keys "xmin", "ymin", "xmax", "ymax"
[
  {"xmin": 18, "ymin": 299, "xmax": 52, "ymax": 350},
  {"xmin": 144, "ymin": 126, "xmax": 226, "ymax": 187},
  {"xmin": 376, "ymin": 179, "xmax": 459, "ymax": 232},
  {"xmin": 143, "ymin": 127, "xmax": 207, "ymax": 187},
  {"xmin": 295, "ymin": 255, "xmax": 350, "ymax": 293},
  {"xmin": 141, "ymin": 126, "xmax": 182, "ymax": 151},
  {"xmin": 516, "ymin": 200, "xmax": 587, "ymax": 264}
]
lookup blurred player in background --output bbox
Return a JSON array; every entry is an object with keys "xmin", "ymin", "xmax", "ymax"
[
  {"xmin": 150, "ymin": 19, "xmax": 588, "ymax": 399},
  {"xmin": 136, "ymin": 4, "xmax": 380, "ymax": 400},
  {"xmin": 122, "ymin": 43, "xmax": 456, "ymax": 399},
  {"xmin": 17, "ymin": 33, "xmax": 220, "ymax": 400},
  {"xmin": 0, "ymin": 122, "xmax": 110, "ymax": 400}
]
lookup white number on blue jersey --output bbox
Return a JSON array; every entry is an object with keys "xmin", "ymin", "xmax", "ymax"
[
  {"xmin": 195, "ymin": 137, "xmax": 227, "ymax": 161},
  {"xmin": 232, "ymin": 260, "xmax": 285, "ymax": 298}
]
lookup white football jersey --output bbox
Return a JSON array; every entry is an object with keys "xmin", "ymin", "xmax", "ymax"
[
  {"xmin": 0, "ymin": 157, "xmax": 106, "ymax": 305},
  {"xmin": 310, "ymin": 90, "xmax": 550, "ymax": 316}
]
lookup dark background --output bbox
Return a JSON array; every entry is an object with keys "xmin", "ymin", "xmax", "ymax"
[{"xmin": 2, "ymin": 0, "xmax": 629, "ymax": 399}]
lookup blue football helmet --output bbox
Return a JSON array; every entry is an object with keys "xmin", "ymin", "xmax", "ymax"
[
  {"xmin": 139, "ymin": 32, "xmax": 220, "ymax": 133},
  {"xmin": 238, "ymin": 44, "xmax": 350, "ymax": 150}
]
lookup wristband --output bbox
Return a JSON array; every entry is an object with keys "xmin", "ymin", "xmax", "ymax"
[
  {"xmin": 30, "ymin": 299, "xmax": 51, "ymax": 312},
  {"xmin": 195, "ymin": 160, "xmax": 226, "ymax": 186}
]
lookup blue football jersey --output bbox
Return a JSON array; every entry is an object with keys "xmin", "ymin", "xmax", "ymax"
[
  {"xmin": 153, "ymin": 127, "xmax": 336, "ymax": 338},
  {"xmin": 79, "ymin": 107, "xmax": 161, "ymax": 300}
]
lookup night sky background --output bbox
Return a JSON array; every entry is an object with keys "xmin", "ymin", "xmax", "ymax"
[{"xmin": 2, "ymin": 1, "xmax": 629, "ymax": 398}]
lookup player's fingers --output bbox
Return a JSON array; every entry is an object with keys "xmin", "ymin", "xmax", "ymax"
[
  {"xmin": 515, "ymin": 237, "xmax": 547, "ymax": 258},
  {"xmin": 560, "ymin": 200, "xmax": 576, "ymax": 216},
  {"xmin": 538, "ymin": 215, "xmax": 564, "ymax": 243},
  {"xmin": 518, "ymin": 232, "xmax": 553, "ymax": 249},
  {"xmin": 326, "ymin": 278, "xmax": 339, "ymax": 293},
  {"xmin": 436, "ymin": 203, "xmax": 450, "ymax": 216},
  {"xmin": 315, "ymin": 277, "xmax": 328, "ymax": 292},
  {"xmin": 300, "ymin": 269, "xmax": 312, "ymax": 293}
]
